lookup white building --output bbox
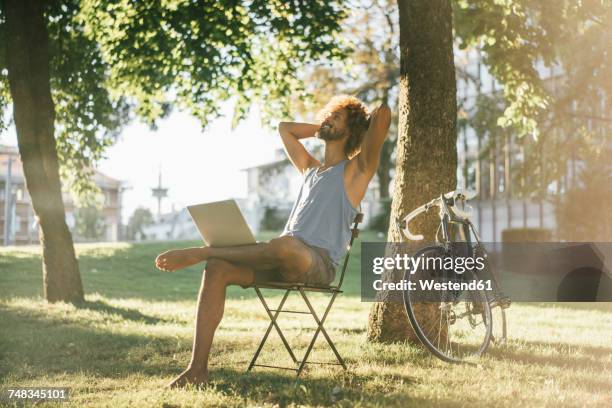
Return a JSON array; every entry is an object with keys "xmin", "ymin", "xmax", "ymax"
[
  {"xmin": 452, "ymin": 46, "xmax": 584, "ymax": 241},
  {"xmin": 141, "ymin": 207, "xmax": 197, "ymax": 241}
]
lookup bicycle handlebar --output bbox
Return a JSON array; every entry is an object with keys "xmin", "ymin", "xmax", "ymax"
[
  {"xmin": 397, "ymin": 198, "xmax": 437, "ymax": 241},
  {"xmin": 450, "ymin": 203, "xmax": 471, "ymax": 219},
  {"xmin": 397, "ymin": 190, "xmax": 474, "ymax": 241}
]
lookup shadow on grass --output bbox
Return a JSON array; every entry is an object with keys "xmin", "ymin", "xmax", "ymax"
[
  {"xmin": 75, "ymin": 300, "xmax": 173, "ymax": 325},
  {"xmin": 338, "ymin": 327, "xmax": 367, "ymax": 335},
  {"xmin": 3, "ymin": 297, "xmax": 609, "ymax": 407},
  {"xmin": 486, "ymin": 338, "xmax": 612, "ymax": 371},
  {"xmin": 0, "ymin": 302, "xmax": 456, "ymax": 407},
  {"xmin": 206, "ymin": 366, "xmax": 426, "ymax": 407},
  {"xmin": 0, "ymin": 303, "xmax": 182, "ymax": 381},
  {"xmin": 529, "ymin": 302, "xmax": 612, "ymax": 312}
]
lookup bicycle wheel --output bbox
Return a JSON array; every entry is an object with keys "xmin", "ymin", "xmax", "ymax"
[
  {"xmin": 403, "ymin": 245, "xmax": 493, "ymax": 363},
  {"xmin": 472, "ymin": 243, "xmax": 509, "ymax": 343}
]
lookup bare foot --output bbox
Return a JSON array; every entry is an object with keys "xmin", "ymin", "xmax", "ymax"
[
  {"xmin": 167, "ymin": 367, "xmax": 209, "ymax": 389},
  {"xmin": 155, "ymin": 247, "xmax": 208, "ymax": 272}
]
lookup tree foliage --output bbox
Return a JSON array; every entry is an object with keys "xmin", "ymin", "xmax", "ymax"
[
  {"xmin": 454, "ymin": 0, "xmax": 611, "ymax": 140},
  {"xmin": 291, "ymin": 0, "xmax": 398, "ymax": 113},
  {"xmin": 1, "ymin": 1, "xmax": 129, "ymax": 201},
  {"xmin": 127, "ymin": 207, "xmax": 154, "ymax": 240},
  {"xmin": 77, "ymin": 0, "xmax": 347, "ymax": 128},
  {"xmin": 0, "ymin": 0, "xmax": 348, "ymax": 200}
]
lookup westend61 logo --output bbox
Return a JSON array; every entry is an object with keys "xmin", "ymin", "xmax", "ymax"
[
  {"xmin": 370, "ymin": 253, "xmax": 493, "ymax": 293},
  {"xmin": 372, "ymin": 253, "xmax": 486, "ymax": 275}
]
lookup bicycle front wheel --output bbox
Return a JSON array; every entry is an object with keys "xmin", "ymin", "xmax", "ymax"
[{"xmin": 402, "ymin": 245, "xmax": 493, "ymax": 363}]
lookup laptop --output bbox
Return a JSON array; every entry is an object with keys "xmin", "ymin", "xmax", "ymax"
[{"xmin": 187, "ymin": 199, "xmax": 257, "ymax": 247}]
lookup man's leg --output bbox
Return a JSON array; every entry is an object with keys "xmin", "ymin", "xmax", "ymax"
[
  {"xmin": 168, "ymin": 258, "xmax": 255, "ymax": 388},
  {"xmin": 156, "ymin": 236, "xmax": 313, "ymax": 280}
]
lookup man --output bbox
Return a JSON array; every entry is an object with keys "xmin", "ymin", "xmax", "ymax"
[{"xmin": 155, "ymin": 95, "xmax": 391, "ymax": 387}]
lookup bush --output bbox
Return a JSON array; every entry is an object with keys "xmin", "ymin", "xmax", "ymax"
[
  {"xmin": 260, "ymin": 207, "xmax": 287, "ymax": 231},
  {"xmin": 127, "ymin": 207, "xmax": 154, "ymax": 240}
]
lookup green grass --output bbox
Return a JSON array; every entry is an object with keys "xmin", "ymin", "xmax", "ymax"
[{"xmin": 1, "ymin": 232, "xmax": 611, "ymax": 407}]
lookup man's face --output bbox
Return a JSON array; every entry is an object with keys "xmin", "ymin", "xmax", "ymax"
[{"xmin": 317, "ymin": 108, "xmax": 348, "ymax": 141}]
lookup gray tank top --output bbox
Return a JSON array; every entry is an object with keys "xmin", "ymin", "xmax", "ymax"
[{"xmin": 281, "ymin": 160, "xmax": 359, "ymax": 266}]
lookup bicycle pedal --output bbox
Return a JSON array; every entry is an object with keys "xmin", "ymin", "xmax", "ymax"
[
  {"xmin": 500, "ymin": 297, "xmax": 512, "ymax": 309},
  {"xmin": 489, "ymin": 296, "xmax": 512, "ymax": 309}
]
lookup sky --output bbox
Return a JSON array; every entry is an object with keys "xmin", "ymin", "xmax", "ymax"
[{"xmin": 0, "ymin": 100, "xmax": 288, "ymax": 222}]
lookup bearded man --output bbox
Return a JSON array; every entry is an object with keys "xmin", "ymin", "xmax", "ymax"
[{"xmin": 155, "ymin": 95, "xmax": 391, "ymax": 387}]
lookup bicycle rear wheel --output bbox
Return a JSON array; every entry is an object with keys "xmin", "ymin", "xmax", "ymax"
[
  {"xmin": 402, "ymin": 245, "xmax": 493, "ymax": 363},
  {"xmin": 472, "ymin": 243, "xmax": 509, "ymax": 343}
]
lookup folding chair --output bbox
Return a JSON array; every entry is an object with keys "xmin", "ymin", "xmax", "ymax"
[{"xmin": 246, "ymin": 213, "xmax": 364, "ymax": 377}]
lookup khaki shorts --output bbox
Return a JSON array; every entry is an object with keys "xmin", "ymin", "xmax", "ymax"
[{"xmin": 249, "ymin": 239, "xmax": 337, "ymax": 287}]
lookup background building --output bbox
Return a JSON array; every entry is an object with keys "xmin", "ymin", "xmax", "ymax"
[
  {"xmin": 1, "ymin": 145, "xmax": 124, "ymax": 245},
  {"xmin": 452, "ymin": 46, "xmax": 609, "ymax": 241}
]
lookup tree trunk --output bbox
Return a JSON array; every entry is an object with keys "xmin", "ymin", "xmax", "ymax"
[
  {"xmin": 3, "ymin": 0, "xmax": 84, "ymax": 303},
  {"xmin": 367, "ymin": 0, "xmax": 457, "ymax": 342}
]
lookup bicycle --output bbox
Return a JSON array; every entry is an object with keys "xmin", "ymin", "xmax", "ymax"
[{"xmin": 396, "ymin": 190, "xmax": 510, "ymax": 363}]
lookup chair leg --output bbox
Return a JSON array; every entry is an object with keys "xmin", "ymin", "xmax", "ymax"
[
  {"xmin": 247, "ymin": 288, "xmax": 297, "ymax": 372},
  {"xmin": 296, "ymin": 289, "xmax": 346, "ymax": 376}
]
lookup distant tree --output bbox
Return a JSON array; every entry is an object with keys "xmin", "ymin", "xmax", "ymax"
[
  {"xmin": 127, "ymin": 207, "xmax": 154, "ymax": 241},
  {"xmin": 0, "ymin": 0, "xmax": 347, "ymax": 302}
]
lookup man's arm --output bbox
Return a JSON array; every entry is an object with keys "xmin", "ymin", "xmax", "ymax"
[
  {"xmin": 278, "ymin": 121, "xmax": 321, "ymax": 174},
  {"xmin": 356, "ymin": 103, "xmax": 392, "ymax": 175}
]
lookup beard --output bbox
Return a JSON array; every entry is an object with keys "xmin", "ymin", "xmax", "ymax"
[{"xmin": 317, "ymin": 124, "xmax": 345, "ymax": 141}]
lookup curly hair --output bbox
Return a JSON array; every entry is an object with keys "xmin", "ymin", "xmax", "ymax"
[{"xmin": 316, "ymin": 95, "xmax": 370, "ymax": 158}]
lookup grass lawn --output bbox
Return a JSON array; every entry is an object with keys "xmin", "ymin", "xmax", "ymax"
[{"xmin": 1, "ymin": 231, "xmax": 611, "ymax": 407}]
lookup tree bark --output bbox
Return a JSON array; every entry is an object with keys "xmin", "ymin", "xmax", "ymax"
[
  {"xmin": 367, "ymin": 0, "xmax": 457, "ymax": 342},
  {"xmin": 3, "ymin": 0, "xmax": 84, "ymax": 303}
]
